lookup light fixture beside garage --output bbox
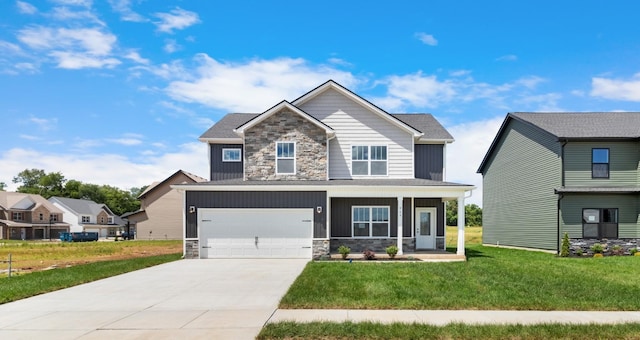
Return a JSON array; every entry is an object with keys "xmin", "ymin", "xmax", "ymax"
[
  {"xmin": 316, "ymin": 206, "xmax": 322, "ymax": 214},
  {"xmin": 189, "ymin": 206, "xmax": 196, "ymax": 214}
]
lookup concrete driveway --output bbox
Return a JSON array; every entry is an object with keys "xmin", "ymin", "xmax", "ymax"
[{"xmin": 0, "ymin": 259, "xmax": 308, "ymax": 339}]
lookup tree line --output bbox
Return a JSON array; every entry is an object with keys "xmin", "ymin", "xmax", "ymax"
[
  {"xmin": 5, "ymin": 169, "xmax": 146, "ymax": 216},
  {"xmin": 446, "ymin": 200, "xmax": 482, "ymax": 227}
]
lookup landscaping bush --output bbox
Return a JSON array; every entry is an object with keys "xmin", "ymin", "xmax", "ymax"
[
  {"xmin": 338, "ymin": 245, "xmax": 350, "ymax": 260},
  {"xmin": 362, "ymin": 249, "xmax": 376, "ymax": 260},
  {"xmin": 386, "ymin": 245, "xmax": 398, "ymax": 259},
  {"xmin": 560, "ymin": 233, "xmax": 570, "ymax": 257}
]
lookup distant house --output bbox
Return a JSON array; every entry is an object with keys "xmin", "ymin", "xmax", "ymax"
[
  {"xmin": 49, "ymin": 197, "xmax": 123, "ymax": 238},
  {"xmin": 0, "ymin": 192, "xmax": 70, "ymax": 240},
  {"xmin": 477, "ymin": 112, "xmax": 640, "ymax": 254},
  {"xmin": 124, "ymin": 170, "xmax": 206, "ymax": 240}
]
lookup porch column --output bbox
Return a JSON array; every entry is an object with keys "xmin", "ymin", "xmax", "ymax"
[
  {"xmin": 397, "ymin": 196, "xmax": 403, "ymax": 255},
  {"xmin": 457, "ymin": 195, "xmax": 465, "ymax": 256}
]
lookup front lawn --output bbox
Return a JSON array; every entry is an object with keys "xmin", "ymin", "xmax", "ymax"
[
  {"xmin": 258, "ymin": 321, "xmax": 640, "ymax": 340},
  {"xmin": 280, "ymin": 245, "xmax": 640, "ymax": 310}
]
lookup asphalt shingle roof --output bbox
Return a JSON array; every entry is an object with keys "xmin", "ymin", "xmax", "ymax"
[{"xmin": 511, "ymin": 112, "xmax": 640, "ymax": 138}]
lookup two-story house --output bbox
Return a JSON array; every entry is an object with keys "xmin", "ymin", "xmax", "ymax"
[
  {"xmin": 478, "ymin": 112, "xmax": 640, "ymax": 254},
  {"xmin": 0, "ymin": 192, "xmax": 70, "ymax": 240},
  {"xmin": 176, "ymin": 80, "xmax": 474, "ymax": 259},
  {"xmin": 49, "ymin": 197, "xmax": 123, "ymax": 238},
  {"xmin": 124, "ymin": 170, "xmax": 207, "ymax": 240}
]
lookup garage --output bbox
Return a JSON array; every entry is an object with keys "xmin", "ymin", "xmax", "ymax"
[{"xmin": 198, "ymin": 208, "xmax": 313, "ymax": 258}]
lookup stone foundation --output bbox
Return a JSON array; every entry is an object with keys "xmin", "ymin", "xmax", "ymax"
[
  {"xmin": 569, "ymin": 238, "xmax": 639, "ymax": 256},
  {"xmin": 330, "ymin": 238, "xmax": 416, "ymax": 253},
  {"xmin": 313, "ymin": 239, "xmax": 331, "ymax": 260},
  {"xmin": 185, "ymin": 239, "xmax": 199, "ymax": 259}
]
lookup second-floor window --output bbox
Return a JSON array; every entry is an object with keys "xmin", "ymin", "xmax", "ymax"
[
  {"xmin": 592, "ymin": 148, "xmax": 609, "ymax": 178},
  {"xmin": 50, "ymin": 214, "xmax": 58, "ymax": 222},
  {"xmin": 82, "ymin": 216, "xmax": 90, "ymax": 223},
  {"xmin": 352, "ymin": 145, "xmax": 387, "ymax": 176},
  {"xmin": 39, "ymin": 213, "xmax": 44, "ymax": 221},
  {"xmin": 108, "ymin": 217, "xmax": 114, "ymax": 224},
  {"xmin": 276, "ymin": 142, "xmax": 295, "ymax": 174},
  {"xmin": 222, "ymin": 148, "xmax": 241, "ymax": 162},
  {"xmin": 12, "ymin": 212, "xmax": 23, "ymax": 221}
]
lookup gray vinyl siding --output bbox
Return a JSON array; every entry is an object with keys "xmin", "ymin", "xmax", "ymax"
[
  {"xmin": 481, "ymin": 119, "xmax": 561, "ymax": 250},
  {"xmin": 415, "ymin": 144, "xmax": 444, "ymax": 180},
  {"xmin": 331, "ymin": 198, "xmax": 406, "ymax": 237},
  {"xmin": 415, "ymin": 198, "xmax": 445, "ymax": 237},
  {"xmin": 210, "ymin": 144, "xmax": 243, "ymax": 181},
  {"xmin": 564, "ymin": 141, "xmax": 640, "ymax": 187},
  {"xmin": 298, "ymin": 88, "xmax": 414, "ymax": 179},
  {"xmin": 185, "ymin": 191, "xmax": 327, "ymax": 238},
  {"xmin": 560, "ymin": 194, "xmax": 640, "ymax": 238}
]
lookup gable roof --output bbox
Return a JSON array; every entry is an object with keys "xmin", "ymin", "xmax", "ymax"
[
  {"xmin": 49, "ymin": 196, "xmax": 114, "ymax": 216},
  {"xmin": 477, "ymin": 112, "xmax": 640, "ymax": 174},
  {"xmin": 0, "ymin": 192, "xmax": 63, "ymax": 213},
  {"xmin": 200, "ymin": 113, "xmax": 259, "ymax": 142},
  {"xmin": 392, "ymin": 114, "xmax": 454, "ymax": 142},
  {"xmin": 292, "ymin": 80, "xmax": 423, "ymax": 138},
  {"xmin": 234, "ymin": 100, "xmax": 335, "ymax": 136},
  {"xmin": 138, "ymin": 169, "xmax": 207, "ymax": 199}
]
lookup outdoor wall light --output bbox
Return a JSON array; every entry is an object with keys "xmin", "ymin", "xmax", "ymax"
[
  {"xmin": 316, "ymin": 206, "xmax": 322, "ymax": 214},
  {"xmin": 189, "ymin": 206, "xmax": 196, "ymax": 214}
]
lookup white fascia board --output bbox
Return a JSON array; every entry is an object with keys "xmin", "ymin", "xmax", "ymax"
[
  {"xmin": 198, "ymin": 137, "xmax": 243, "ymax": 144},
  {"xmin": 234, "ymin": 101, "xmax": 334, "ymax": 136},
  {"xmin": 415, "ymin": 138, "xmax": 455, "ymax": 144}
]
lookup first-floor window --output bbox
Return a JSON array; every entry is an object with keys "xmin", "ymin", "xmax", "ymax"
[
  {"xmin": 276, "ymin": 141, "xmax": 295, "ymax": 174},
  {"xmin": 583, "ymin": 208, "xmax": 618, "ymax": 238},
  {"xmin": 352, "ymin": 206, "xmax": 390, "ymax": 237},
  {"xmin": 82, "ymin": 216, "xmax": 90, "ymax": 223}
]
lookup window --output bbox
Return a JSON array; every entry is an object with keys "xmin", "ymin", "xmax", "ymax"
[
  {"xmin": 39, "ymin": 213, "xmax": 44, "ymax": 221},
  {"xmin": 276, "ymin": 142, "xmax": 295, "ymax": 174},
  {"xmin": 592, "ymin": 148, "xmax": 609, "ymax": 178},
  {"xmin": 12, "ymin": 212, "xmax": 23, "ymax": 221},
  {"xmin": 50, "ymin": 214, "xmax": 58, "ymax": 222},
  {"xmin": 352, "ymin": 206, "xmax": 390, "ymax": 237},
  {"xmin": 351, "ymin": 145, "xmax": 387, "ymax": 176},
  {"xmin": 82, "ymin": 216, "xmax": 90, "ymax": 223},
  {"xmin": 108, "ymin": 217, "xmax": 114, "ymax": 224},
  {"xmin": 222, "ymin": 148, "xmax": 241, "ymax": 162},
  {"xmin": 583, "ymin": 208, "xmax": 618, "ymax": 238},
  {"xmin": 100, "ymin": 216, "xmax": 105, "ymax": 224}
]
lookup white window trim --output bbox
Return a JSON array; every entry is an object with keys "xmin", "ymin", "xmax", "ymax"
[
  {"xmin": 222, "ymin": 148, "xmax": 242, "ymax": 162},
  {"xmin": 276, "ymin": 141, "xmax": 296, "ymax": 175},
  {"xmin": 351, "ymin": 206, "xmax": 391, "ymax": 238},
  {"xmin": 350, "ymin": 144, "xmax": 389, "ymax": 176},
  {"xmin": 108, "ymin": 217, "xmax": 114, "ymax": 224},
  {"xmin": 81, "ymin": 215, "xmax": 91, "ymax": 223}
]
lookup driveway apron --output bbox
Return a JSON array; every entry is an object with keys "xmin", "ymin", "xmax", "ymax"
[{"xmin": 0, "ymin": 259, "xmax": 308, "ymax": 340}]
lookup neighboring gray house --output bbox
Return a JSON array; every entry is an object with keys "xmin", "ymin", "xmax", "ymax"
[
  {"xmin": 176, "ymin": 80, "xmax": 474, "ymax": 259},
  {"xmin": 478, "ymin": 112, "xmax": 640, "ymax": 253},
  {"xmin": 49, "ymin": 197, "xmax": 124, "ymax": 238}
]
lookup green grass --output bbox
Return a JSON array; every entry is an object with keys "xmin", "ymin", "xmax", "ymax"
[
  {"xmin": 258, "ymin": 321, "xmax": 640, "ymax": 339},
  {"xmin": 280, "ymin": 245, "xmax": 640, "ymax": 310},
  {"xmin": 0, "ymin": 253, "xmax": 182, "ymax": 304}
]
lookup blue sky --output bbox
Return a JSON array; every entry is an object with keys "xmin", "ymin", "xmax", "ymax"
[{"xmin": 2, "ymin": 0, "xmax": 640, "ymax": 206}]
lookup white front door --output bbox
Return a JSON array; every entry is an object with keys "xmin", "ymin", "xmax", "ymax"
[{"xmin": 415, "ymin": 208, "xmax": 436, "ymax": 249}]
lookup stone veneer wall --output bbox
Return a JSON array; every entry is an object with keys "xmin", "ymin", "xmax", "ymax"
[
  {"xmin": 244, "ymin": 109, "xmax": 327, "ymax": 180},
  {"xmin": 184, "ymin": 239, "xmax": 199, "ymax": 259},
  {"xmin": 570, "ymin": 238, "xmax": 639, "ymax": 256},
  {"xmin": 313, "ymin": 240, "xmax": 331, "ymax": 259},
  {"xmin": 330, "ymin": 238, "xmax": 416, "ymax": 253}
]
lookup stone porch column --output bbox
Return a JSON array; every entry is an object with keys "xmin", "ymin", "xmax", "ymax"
[
  {"xmin": 397, "ymin": 196, "xmax": 403, "ymax": 255},
  {"xmin": 457, "ymin": 196, "xmax": 465, "ymax": 256}
]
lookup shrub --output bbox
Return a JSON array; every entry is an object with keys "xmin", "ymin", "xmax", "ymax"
[
  {"xmin": 386, "ymin": 245, "xmax": 399, "ymax": 259},
  {"xmin": 590, "ymin": 243, "xmax": 604, "ymax": 254},
  {"xmin": 630, "ymin": 248, "xmax": 638, "ymax": 256},
  {"xmin": 338, "ymin": 245, "xmax": 350, "ymax": 259},
  {"xmin": 611, "ymin": 245, "xmax": 623, "ymax": 256},
  {"xmin": 362, "ymin": 249, "xmax": 376, "ymax": 260},
  {"xmin": 575, "ymin": 248, "xmax": 583, "ymax": 256},
  {"xmin": 560, "ymin": 233, "xmax": 570, "ymax": 257}
]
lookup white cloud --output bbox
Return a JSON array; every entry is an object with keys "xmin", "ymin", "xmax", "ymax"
[
  {"xmin": 415, "ymin": 32, "xmax": 438, "ymax": 46},
  {"xmin": 445, "ymin": 116, "xmax": 505, "ymax": 207},
  {"xmin": 0, "ymin": 143, "xmax": 209, "ymax": 192},
  {"xmin": 164, "ymin": 55, "xmax": 357, "ymax": 111},
  {"xmin": 108, "ymin": 0, "xmax": 146, "ymax": 22},
  {"xmin": 0, "ymin": 41, "xmax": 24, "ymax": 54},
  {"xmin": 49, "ymin": 6, "xmax": 105, "ymax": 26},
  {"xmin": 16, "ymin": 1, "xmax": 37, "ymax": 14},
  {"xmin": 124, "ymin": 51, "xmax": 149, "ymax": 64},
  {"xmin": 108, "ymin": 138, "xmax": 143, "ymax": 146},
  {"xmin": 50, "ymin": 51, "xmax": 120, "ymax": 69},
  {"xmin": 29, "ymin": 117, "xmax": 57, "ymax": 131},
  {"xmin": 163, "ymin": 39, "xmax": 180, "ymax": 53},
  {"xmin": 496, "ymin": 54, "xmax": 518, "ymax": 62},
  {"xmin": 153, "ymin": 7, "xmax": 200, "ymax": 33},
  {"xmin": 449, "ymin": 69, "xmax": 471, "ymax": 77},
  {"xmin": 514, "ymin": 92, "xmax": 563, "ymax": 111},
  {"xmin": 51, "ymin": 0, "xmax": 92, "ymax": 7},
  {"xmin": 591, "ymin": 74, "xmax": 640, "ymax": 101},
  {"xmin": 376, "ymin": 72, "xmax": 456, "ymax": 109}
]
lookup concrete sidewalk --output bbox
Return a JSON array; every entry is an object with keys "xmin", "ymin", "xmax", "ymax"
[{"xmin": 270, "ymin": 309, "xmax": 640, "ymax": 325}]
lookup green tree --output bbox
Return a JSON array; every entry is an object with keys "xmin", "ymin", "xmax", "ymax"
[
  {"xmin": 63, "ymin": 179, "xmax": 83, "ymax": 198},
  {"xmin": 12, "ymin": 169, "xmax": 66, "ymax": 198},
  {"xmin": 446, "ymin": 201, "xmax": 483, "ymax": 227},
  {"xmin": 0, "ymin": 182, "xmax": 6, "ymax": 191}
]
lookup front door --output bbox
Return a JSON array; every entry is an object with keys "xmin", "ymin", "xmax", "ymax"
[{"xmin": 415, "ymin": 208, "xmax": 436, "ymax": 249}]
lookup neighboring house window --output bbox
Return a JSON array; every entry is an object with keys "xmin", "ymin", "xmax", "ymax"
[
  {"xmin": 50, "ymin": 214, "xmax": 58, "ymax": 222},
  {"xmin": 583, "ymin": 208, "xmax": 618, "ymax": 238},
  {"xmin": 108, "ymin": 217, "xmax": 114, "ymax": 224},
  {"xmin": 39, "ymin": 213, "xmax": 44, "ymax": 221},
  {"xmin": 100, "ymin": 217, "xmax": 105, "ymax": 224},
  {"xmin": 592, "ymin": 148, "xmax": 609, "ymax": 178},
  {"xmin": 12, "ymin": 212, "xmax": 23, "ymax": 221},
  {"xmin": 276, "ymin": 142, "xmax": 295, "ymax": 174},
  {"xmin": 351, "ymin": 145, "xmax": 387, "ymax": 176},
  {"xmin": 222, "ymin": 148, "xmax": 241, "ymax": 162},
  {"xmin": 82, "ymin": 216, "xmax": 90, "ymax": 223},
  {"xmin": 352, "ymin": 206, "xmax": 390, "ymax": 237}
]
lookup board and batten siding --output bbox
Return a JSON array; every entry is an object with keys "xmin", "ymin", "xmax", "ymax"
[
  {"xmin": 481, "ymin": 119, "xmax": 561, "ymax": 250},
  {"xmin": 298, "ymin": 88, "xmax": 414, "ymax": 179},
  {"xmin": 415, "ymin": 144, "xmax": 444, "ymax": 181},
  {"xmin": 560, "ymin": 194, "xmax": 639, "ymax": 238},
  {"xmin": 210, "ymin": 144, "xmax": 243, "ymax": 181},
  {"xmin": 564, "ymin": 141, "xmax": 640, "ymax": 187}
]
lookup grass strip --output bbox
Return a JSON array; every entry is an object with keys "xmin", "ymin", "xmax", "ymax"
[
  {"xmin": 280, "ymin": 245, "xmax": 640, "ymax": 310},
  {"xmin": 258, "ymin": 321, "xmax": 640, "ymax": 340},
  {"xmin": 0, "ymin": 253, "xmax": 182, "ymax": 304}
]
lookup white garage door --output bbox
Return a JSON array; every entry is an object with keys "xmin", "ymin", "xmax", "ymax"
[{"xmin": 199, "ymin": 208, "xmax": 313, "ymax": 258}]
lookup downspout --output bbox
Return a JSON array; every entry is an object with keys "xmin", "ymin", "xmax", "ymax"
[
  {"xmin": 557, "ymin": 140, "xmax": 567, "ymax": 255},
  {"xmin": 556, "ymin": 192, "xmax": 564, "ymax": 255}
]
